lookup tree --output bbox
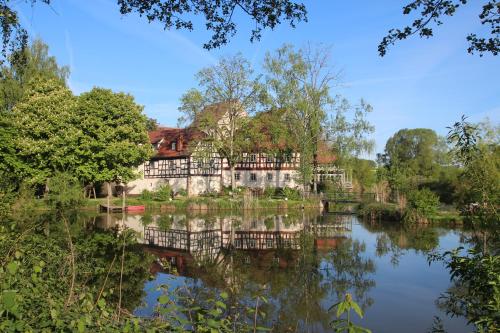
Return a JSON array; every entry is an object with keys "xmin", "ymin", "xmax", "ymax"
[
  {"xmin": 379, "ymin": 1, "xmax": 500, "ymax": 57},
  {"xmin": 146, "ymin": 117, "xmax": 159, "ymax": 131},
  {"xmin": 326, "ymin": 97, "xmax": 375, "ymax": 175},
  {"xmin": 179, "ymin": 54, "xmax": 263, "ymax": 191},
  {"xmin": 263, "ymin": 44, "xmax": 340, "ymax": 194},
  {"xmin": 0, "ymin": 38, "xmax": 69, "ymax": 111},
  {"xmin": 76, "ymin": 88, "xmax": 152, "ymax": 199},
  {"xmin": 11, "ymin": 77, "xmax": 79, "ymax": 187},
  {"xmin": 383, "ymin": 128, "xmax": 444, "ymax": 178},
  {"xmin": 0, "ymin": 0, "xmax": 307, "ymax": 63},
  {"xmin": 117, "ymin": 0, "xmax": 307, "ymax": 50}
]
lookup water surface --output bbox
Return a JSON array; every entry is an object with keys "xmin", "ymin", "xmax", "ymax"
[{"xmin": 97, "ymin": 210, "xmax": 469, "ymax": 333}]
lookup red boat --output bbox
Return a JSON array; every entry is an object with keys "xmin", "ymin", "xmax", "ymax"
[{"xmin": 125, "ymin": 205, "xmax": 146, "ymax": 212}]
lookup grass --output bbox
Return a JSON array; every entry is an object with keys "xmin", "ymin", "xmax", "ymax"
[{"xmin": 79, "ymin": 195, "xmax": 322, "ymax": 212}]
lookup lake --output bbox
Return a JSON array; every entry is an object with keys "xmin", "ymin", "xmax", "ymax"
[{"xmin": 93, "ymin": 210, "xmax": 470, "ymax": 333}]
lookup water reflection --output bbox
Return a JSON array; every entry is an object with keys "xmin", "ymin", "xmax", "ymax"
[{"xmin": 91, "ymin": 211, "xmax": 469, "ymax": 333}]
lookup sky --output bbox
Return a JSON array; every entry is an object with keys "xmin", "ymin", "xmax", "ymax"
[{"xmin": 14, "ymin": 0, "xmax": 500, "ymax": 157}]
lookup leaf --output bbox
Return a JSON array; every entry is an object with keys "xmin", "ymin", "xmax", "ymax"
[
  {"xmin": 351, "ymin": 301, "xmax": 364, "ymax": 319},
  {"xmin": 3, "ymin": 290, "xmax": 17, "ymax": 310},
  {"xmin": 158, "ymin": 295, "xmax": 169, "ymax": 304},
  {"xmin": 6, "ymin": 261, "xmax": 19, "ymax": 275},
  {"xmin": 220, "ymin": 291, "xmax": 228, "ymax": 299}
]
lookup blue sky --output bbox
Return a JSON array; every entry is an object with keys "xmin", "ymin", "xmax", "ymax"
[{"xmin": 15, "ymin": 0, "xmax": 499, "ymax": 156}]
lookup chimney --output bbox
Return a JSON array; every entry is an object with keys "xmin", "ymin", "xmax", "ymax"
[{"xmin": 177, "ymin": 133, "xmax": 183, "ymax": 151}]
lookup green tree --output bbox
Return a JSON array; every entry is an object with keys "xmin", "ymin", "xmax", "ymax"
[
  {"xmin": 179, "ymin": 54, "xmax": 263, "ymax": 191},
  {"xmin": 0, "ymin": 39, "xmax": 69, "ymax": 111},
  {"xmin": 11, "ymin": 77, "xmax": 79, "ymax": 187},
  {"xmin": 380, "ymin": 0, "xmax": 500, "ymax": 57},
  {"xmin": 76, "ymin": 88, "xmax": 152, "ymax": 198},
  {"xmin": 263, "ymin": 44, "xmax": 339, "ymax": 194},
  {"xmin": 146, "ymin": 117, "xmax": 159, "ymax": 132},
  {"xmin": 0, "ymin": 1, "xmax": 306, "ymax": 63},
  {"xmin": 379, "ymin": 128, "xmax": 451, "ymax": 203}
]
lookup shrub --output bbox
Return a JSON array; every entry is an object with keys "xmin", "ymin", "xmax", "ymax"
[
  {"xmin": 403, "ymin": 188, "xmax": 440, "ymax": 224},
  {"xmin": 282, "ymin": 187, "xmax": 301, "ymax": 201},
  {"xmin": 176, "ymin": 188, "xmax": 188, "ymax": 197},
  {"xmin": 140, "ymin": 189, "xmax": 153, "ymax": 201},
  {"xmin": 407, "ymin": 188, "xmax": 439, "ymax": 216},
  {"xmin": 264, "ymin": 187, "xmax": 277, "ymax": 199},
  {"xmin": 154, "ymin": 185, "xmax": 172, "ymax": 201}
]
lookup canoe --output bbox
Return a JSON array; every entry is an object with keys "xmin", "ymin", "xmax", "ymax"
[{"xmin": 125, "ymin": 205, "xmax": 146, "ymax": 212}]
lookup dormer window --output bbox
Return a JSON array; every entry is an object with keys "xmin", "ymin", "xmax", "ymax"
[{"xmin": 171, "ymin": 142, "xmax": 176, "ymax": 151}]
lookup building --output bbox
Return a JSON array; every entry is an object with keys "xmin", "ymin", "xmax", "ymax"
[{"xmin": 127, "ymin": 104, "xmax": 350, "ymax": 196}]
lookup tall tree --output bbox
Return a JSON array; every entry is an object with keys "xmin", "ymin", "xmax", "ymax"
[
  {"xmin": 76, "ymin": 88, "xmax": 152, "ymax": 198},
  {"xmin": 263, "ymin": 44, "xmax": 340, "ymax": 193},
  {"xmin": 11, "ymin": 77, "xmax": 79, "ymax": 187},
  {"xmin": 326, "ymin": 97, "xmax": 375, "ymax": 168},
  {"xmin": 0, "ymin": 38, "xmax": 69, "ymax": 111},
  {"xmin": 380, "ymin": 0, "xmax": 500, "ymax": 57},
  {"xmin": 179, "ymin": 54, "xmax": 263, "ymax": 191}
]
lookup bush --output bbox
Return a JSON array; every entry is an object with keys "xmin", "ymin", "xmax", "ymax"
[
  {"xmin": 176, "ymin": 188, "xmax": 188, "ymax": 197},
  {"xmin": 140, "ymin": 189, "xmax": 153, "ymax": 201},
  {"xmin": 264, "ymin": 187, "xmax": 277, "ymax": 199},
  {"xmin": 407, "ymin": 188, "xmax": 439, "ymax": 217},
  {"xmin": 282, "ymin": 187, "xmax": 301, "ymax": 201},
  {"xmin": 154, "ymin": 185, "xmax": 172, "ymax": 201}
]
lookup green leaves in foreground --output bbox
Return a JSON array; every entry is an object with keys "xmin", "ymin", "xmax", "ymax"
[{"xmin": 329, "ymin": 293, "xmax": 371, "ymax": 333}]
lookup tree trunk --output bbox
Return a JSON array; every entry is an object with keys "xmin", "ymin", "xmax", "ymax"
[
  {"xmin": 122, "ymin": 183, "xmax": 126, "ymax": 211},
  {"xmin": 186, "ymin": 176, "xmax": 191, "ymax": 197},
  {"xmin": 230, "ymin": 165, "xmax": 236, "ymax": 192},
  {"xmin": 107, "ymin": 182, "xmax": 112, "ymax": 213}
]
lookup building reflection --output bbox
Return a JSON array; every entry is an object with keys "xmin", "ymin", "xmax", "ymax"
[{"xmin": 96, "ymin": 212, "xmax": 352, "ymax": 276}]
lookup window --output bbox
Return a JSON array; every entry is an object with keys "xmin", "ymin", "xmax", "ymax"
[
  {"xmin": 284, "ymin": 173, "xmax": 291, "ymax": 182},
  {"xmin": 171, "ymin": 142, "xmax": 176, "ymax": 150},
  {"xmin": 267, "ymin": 173, "xmax": 273, "ymax": 181},
  {"xmin": 249, "ymin": 154, "xmax": 257, "ymax": 162},
  {"xmin": 235, "ymin": 173, "xmax": 240, "ymax": 181},
  {"xmin": 250, "ymin": 173, "xmax": 257, "ymax": 182},
  {"xmin": 169, "ymin": 160, "xmax": 175, "ymax": 170},
  {"xmin": 266, "ymin": 154, "xmax": 274, "ymax": 163}
]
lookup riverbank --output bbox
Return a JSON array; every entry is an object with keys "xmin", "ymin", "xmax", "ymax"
[
  {"xmin": 357, "ymin": 202, "xmax": 463, "ymax": 225},
  {"xmin": 80, "ymin": 196, "xmax": 323, "ymax": 212}
]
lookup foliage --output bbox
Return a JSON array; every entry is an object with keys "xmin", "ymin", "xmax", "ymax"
[
  {"xmin": 377, "ymin": 128, "xmax": 451, "ymax": 204},
  {"xmin": 0, "ymin": 110, "xmax": 24, "ymax": 191},
  {"xmin": 76, "ymin": 87, "xmax": 152, "ymax": 185},
  {"xmin": 263, "ymin": 44, "xmax": 338, "ymax": 192},
  {"xmin": 146, "ymin": 117, "xmax": 159, "ymax": 131},
  {"xmin": 0, "ymin": 218, "xmax": 159, "ymax": 332},
  {"xmin": 329, "ymin": 293, "xmax": 371, "ymax": 333},
  {"xmin": 176, "ymin": 188, "xmax": 188, "ymax": 197},
  {"xmin": 282, "ymin": 187, "xmax": 302, "ymax": 201},
  {"xmin": 154, "ymin": 184, "xmax": 172, "ymax": 201},
  {"xmin": 351, "ymin": 159, "xmax": 377, "ymax": 194},
  {"xmin": 326, "ymin": 98, "xmax": 375, "ymax": 164},
  {"xmin": 0, "ymin": 39, "xmax": 69, "ymax": 110},
  {"xmin": 179, "ymin": 53, "xmax": 263, "ymax": 190},
  {"xmin": 447, "ymin": 116, "xmax": 499, "ymax": 240},
  {"xmin": 430, "ymin": 248, "xmax": 500, "ymax": 332},
  {"xmin": 140, "ymin": 189, "xmax": 153, "ymax": 201},
  {"xmin": 117, "ymin": 0, "xmax": 307, "ymax": 50},
  {"xmin": 403, "ymin": 188, "xmax": 440, "ymax": 224},
  {"xmin": 11, "ymin": 77, "xmax": 79, "ymax": 186},
  {"xmin": 358, "ymin": 202, "xmax": 401, "ymax": 222},
  {"xmin": 46, "ymin": 172, "xmax": 85, "ymax": 212},
  {"xmin": 379, "ymin": 0, "xmax": 500, "ymax": 57}
]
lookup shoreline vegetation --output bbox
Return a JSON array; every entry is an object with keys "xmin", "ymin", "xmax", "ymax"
[
  {"xmin": 33, "ymin": 193, "xmax": 463, "ymax": 225},
  {"xmin": 357, "ymin": 201, "xmax": 463, "ymax": 225}
]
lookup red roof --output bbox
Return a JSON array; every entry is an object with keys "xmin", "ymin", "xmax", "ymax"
[{"xmin": 149, "ymin": 127, "xmax": 204, "ymax": 158}]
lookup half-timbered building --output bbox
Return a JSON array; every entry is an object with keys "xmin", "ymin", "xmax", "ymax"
[{"xmin": 127, "ymin": 104, "xmax": 349, "ymax": 196}]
